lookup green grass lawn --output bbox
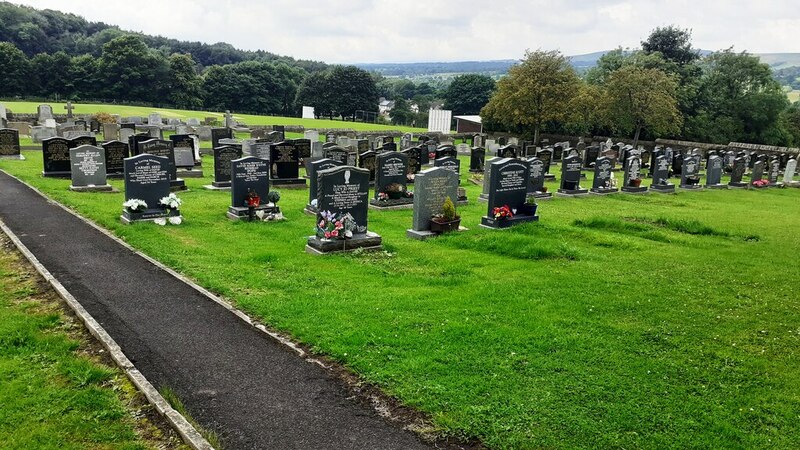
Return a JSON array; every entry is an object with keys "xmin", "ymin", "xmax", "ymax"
[
  {"xmin": 0, "ymin": 234, "xmax": 187, "ymax": 449},
  {"xmin": 2, "ymin": 152, "xmax": 799, "ymax": 449},
  {"xmin": 1, "ymin": 101, "xmax": 428, "ymax": 133}
]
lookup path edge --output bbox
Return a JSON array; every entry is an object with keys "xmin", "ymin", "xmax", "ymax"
[{"xmin": 0, "ymin": 216, "xmax": 215, "ymax": 450}]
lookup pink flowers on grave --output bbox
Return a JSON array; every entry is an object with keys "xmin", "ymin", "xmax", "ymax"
[{"xmin": 752, "ymin": 179, "xmax": 770, "ymax": 187}]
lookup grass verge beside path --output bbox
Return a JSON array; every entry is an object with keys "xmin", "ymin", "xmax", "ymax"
[
  {"xmin": 0, "ymin": 233, "xmax": 189, "ymax": 450},
  {"xmin": 2, "ymin": 152, "xmax": 799, "ymax": 449}
]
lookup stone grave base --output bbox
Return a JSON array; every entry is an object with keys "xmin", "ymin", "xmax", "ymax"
[
  {"xmin": 786, "ymin": 181, "xmax": 800, "ymax": 188},
  {"xmin": 177, "ymin": 169, "xmax": 204, "ymax": 178},
  {"xmin": 590, "ymin": 188, "xmax": 619, "ymax": 195},
  {"xmin": 306, "ymin": 232, "xmax": 383, "ymax": 255},
  {"xmin": 107, "ymin": 173, "xmax": 124, "ymax": 179},
  {"xmin": 621, "ymin": 186, "xmax": 649, "ymax": 194},
  {"xmin": 556, "ymin": 188, "xmax": 589, "ymax": 197},
  {"xmin": 121, "ymin": 208, "xmax": 181, "ymax": 225},
  {"xmin": 650, "ymin": 184, "xmax": 676, "ymax": 193},
  {"xmin": 768, "ymin": 182, "xmax": 784, "ymax": 188},
  {"xmin": 369, "ymin": 198, "xmax": 414, "ymax": 210},
  {"xmin": 468, "ymin": 177, "xmax": 483, "ymax": 186},
  {"xmin": 544, "ymin": 174, "xmax": 556, "ymax": 181},
  {"xmin": 0, "ymin": 154, "xmax": 25, "ymax": 160},
  {"xmin": 728, "ymin": 182, "xmax": 749, "ymax": 189},
  {"xmin": 406, "ymin": 226, "xmax": 468, "ymax": 241},
  {"xmin": 227, "ymin": 205, "xmax": 280, "ymax": 221},
  {"xmin": 532, "ymin": 192, "xmax": 553, "ymax": 200},
  {"xmin": 69, "ymin": 184, "xmax": 115, "ymax": 193},
  {"xmin": 303, "ymin": 205, "xmax": 318, "ymax": 216},
  {"xmin": 170, "ymin": 180, "xmax": 187, "ymax": 191},
  {"xmin": 478, "ymin": 193, "xmax": 489, "ymax": 202},
  {"xmin": 272, "ymin": 178, "xmax": 307, "ymax": 189},
  {"xmin": 203, "ymin": 184, "xmax": 230, "ymax": 191},
  {"xmin": 704, "ymin": 184, "xmax": 728, "ymax": 189},
  {"xmin": 42, "ymin": 171, "xmax": 71, "ymax": 178},
  {"xmin": 679, "ymin": 184, "xmax": 703, "ymax": 190},
  {"xmin": 480, "ymin": 214, "xmax": 539, "ymax": 229}
]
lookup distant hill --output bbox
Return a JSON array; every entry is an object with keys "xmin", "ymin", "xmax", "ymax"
[{"xmin": 358, "ymin": 50, "xmax": 800, "ymax": 78}]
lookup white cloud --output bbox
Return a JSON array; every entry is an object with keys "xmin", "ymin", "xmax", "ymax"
[{"xmin": 16, "ymin": 0, "xmax": 800, "ymax": 63}]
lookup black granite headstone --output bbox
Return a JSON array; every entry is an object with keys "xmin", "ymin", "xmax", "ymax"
[
  {"xmin": 102, "ymin": 140, "xmax": 129, "ymax": 177},
  {"xmin": 42, "ymin": 137, "xmax": 71, "ymax": 177},
  {"xmin": 213, "ymin": 145, "xmax": 243, "ymax": 187},
  {"xmin": 470, "ymin": 147, "xmax": 486, "ymax": 173}
]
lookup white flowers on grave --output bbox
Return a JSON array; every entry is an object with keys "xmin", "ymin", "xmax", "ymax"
[
  {"xmin": 123, "ymin": 199, "xmax": 148, "ymax": 212},
  {"xmin": 255, "ymin": 210, "xmax": 285, "ymax": 221},
  {"xmin": 159, "ymin": 193, "xmax": 182, "ymax": 210}
]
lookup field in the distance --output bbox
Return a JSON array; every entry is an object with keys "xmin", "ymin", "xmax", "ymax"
[{"xmin": 1, "ymin": 101, "xmax": 427, "ymax": 133}]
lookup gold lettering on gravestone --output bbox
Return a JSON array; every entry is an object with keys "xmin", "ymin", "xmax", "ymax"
[
  {"xmin": 277, "ymin": 148, "xmax": 294, "ymax": 163},
  {"xmin": 48, "ymin": 142, "xmax": 70, "ymax": 161},
  {"xmin": 0, "ymin": 133, "xmax": 17, "ymax": 155}
]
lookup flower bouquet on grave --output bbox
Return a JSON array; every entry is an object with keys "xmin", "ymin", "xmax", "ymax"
[
  {"xmin": 752, "ymin": 179, "xmax": 770, "ymax": 187},
  {"xmin": 492, "ymin": 205, "xmax": 514, "ymax": 221},
  {"xmin": 157, "ymin": 193, "xmax": 182, "ymax": 225},
  {"xmin": 430, "ymin": 197, "xmax": 461, "ymax": 233},
  {"xmin": 245, "ymin": 189, "xmax": 261, "ymax": 208},
  {"xmin": 316, "ymin": 210, "xmax": 356, "ymax": 240},
  {"xmin": 123, "ymin": 199, "xmax": 147, "ymax": 214},
  {"xmin": 406, "ymin": 173, "xmax": 416, "ymax": 182}
]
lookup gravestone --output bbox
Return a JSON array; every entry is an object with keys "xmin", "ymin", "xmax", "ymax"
[
  {"xmin": 496, "ymin": 144, "xmax": 517, "ymax": 158},
  {"xmin": 103, "ymin": 123, "xmax": 120, "ymax": 141},
  {"xmin": 359, "ymin": 150, "xmax": 377, "ymax": 182},
  {"xmin": 38, "ymin": 104, "xmax": 54, "ymax": 123},
  {"xmin": 783, "ymin": 158, "xmax": 798, "ymax": 186},
  {"xmin": 324, "ymin": 146, "xmax": 348, "ymax": 165},
  {"xmin": 751, "ymin": 160, "xmax": 765, "ymax": 187},
  {"xmin": 270, "ymin": 141, "xmax": 306, "ymax": 186},
  {"xmin": 470, "ymin": 147, "xmax": 486, "ymax": 173},
  {"xmin": 90, "ymin": 120, "xmax": 100, "ymax": 133},
  {"xmin": 170, "ymin": 134, "xmax": 202, "ymax": 177},
  {"xmin": 211, "ymin": 145, "xmax": 243, "ymax": 188},
  {"xmin": 121, "ymin": 154, "xmax": 179, "ymax": 224},
  {"xmin": 211, "ymin": 128, "xmax": 233, "ymax": 151},
  {"xmin": 536, "ymin": 149, "xmax": 555, "ymax": 180},
  {"xmin": 767, "ymin": 158, "xmax": 781, "ymax": 186},
  {"xmin": 304, "ymin": 130, "xmax": 320, "ymax": 143},
  {"xmin": 128, "ymin": 133, "xmax": 151, "ymax": 156},
  {"xmin": 583, "ymin": 145, "xmax": 599, "ymax": 169},
  {"xmin": 480, "ymin": 158, "xmax": 538, "ymax": 229},
  {"xmin": 247, "ymin": 138, "xmax": 272, "ymax": 160},
  {"xmin": 400, "ymin": 133, "xmax": 412, "ymax": 150},
  {"xmin": 590, "ymin": 156, "xmax": 618, "ymax": 195},
  {"xmin": 102, "ymin": 140, "xmax": 129, "ymax": 178},
  {"xmin": 311, "ymin": 141, "xmax": 323, "ymax": 158},
  {"xmin": 434, "ymin": 156, "xmax": 460, "ymax": 182},
  {"xmin": 552, "ymin": 144, "xmax": 563, "ymax": 162},
  {"xmin": 294, "ymin": 138, "xmax": 312, "ymax": 159},
  {"xmin": 121, "ymin": 122, "xmax": 136, "ymax": 130},
  {"xmin": 479, "ymin": 156, "xmax": 502, "ymax": 201},
  {"xmin": 325, "ymin": 132, "xmax": 336, "ymax": 143},
  {"xmin": 557, "ymin": 153, "xmax": 587, "ymax": 196},
  {"xmin": 0, "ymin": 128, "xmax": 22, "ymax": 160},
  {"xmin": 407, "ymin": 167, "xmax": 460, "ymax": 240},
  {"xmin": 139, "ymin": 139, "xmax": 185, "ymax": 190},
  {"xmin": 621, "ymin": 156, "xmax": 648, "ymax": 193},
  {"xmin": 729, "ymin": 157, "xmax": 748, "ymax": 188},
  {"xmin": 527, "ymin": 157, "xmax": 552, "ymax": 199},
  {"xmin": 306, "ymin": 166, "xmax": 382, "ymax": 254},
  {"xmin": 42, "ymin": 137, "xmax": 72, "ymax": 177},
  {"xmin": 305, "ymin": 158, "xmax": 342, "ymax": 213},
  {"xmin": 371, "ymin": 152, "xmax": 412, "ymax": 208},
  {"xmin": 650, "ymin": 155, "xmax": 675, "ymax": 193},
  {"xmin": 69, "ymin": 145, "xmax": 112, "ymax": 192},
  {"xmin": 67, "ymin": 135, "xmax": 97, "ymax": 148},
  {"xmin": 74, "ymin": 119, "xmax": 88, "ymax": 130},
  {"xmin": 119, "ymin": 127, "xmax": 136, "ymax": 144},
  {"xmin": 704, "ymin": 155, "xmax": 726, "ymax": 189},
  {"xmin": 723, "ymin": 151, "xmax": 736, "ymax": 173},
  {"xmin": 227, "ymin": 157, "xmax": 275, "ymax": 220},
  {"xmin": 672, "ymin": 151, "xmax": 684, "ymax": 177},
  {"xmin": 401, "ymin": 146, "xmax": 422, "ymax": 181},
  {"xmin": 680, "ymin": 155, "xmax": 702, "ymax": 189}
]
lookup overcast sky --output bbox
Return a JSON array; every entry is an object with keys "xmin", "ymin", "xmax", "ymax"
[{"xmin": 18, "ymin": 0, "xmax": 800, "ymax": 63}]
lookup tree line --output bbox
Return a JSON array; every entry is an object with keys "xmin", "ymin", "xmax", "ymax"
[{"xmin": 482, "ymin": 27, "xmax": 800, "ymax": 148}]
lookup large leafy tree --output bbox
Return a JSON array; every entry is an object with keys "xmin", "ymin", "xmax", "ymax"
[
  {"xmin": 203, "ymin": 61, "xmax": 304, "ymax": 115},
  {"xmin": 444, "ymin": 74, "xmax": 495, "ymax": 115},
  {"xmin": 641, "ymin": 26, "xmax": 700, "ymax": 65},
  {"xmin": 31, "ymin": 51, "xmax": 72, "ymax": 98},
  {"xmin": 98, "ymin": 35, "xmax": 169, "ymax": 103},
  {"xmin": 603, "ymin": 66, "xmax": 682, "ymax": 147},
  {"xmin": 67, "ymin": 54, "xmax": 99, "ymax": 100},
  {"xmin": 166, "ymin": 53, "xmax": 203, "ymax": 110},
  {"xmin": 295, "ymin": 65, "xmax": 378, "ymax": 119},
  {"xmin": 692, "ymin": 49, "xmax": 789, "ymax": 144},
  {"xmin": 0, "ymin": 42, "xmax": 31, "ymax": 97},
  {"xmin": 295, "ymin": 70, "xmax": 332, "ymax": 117},
  {"xmin": 482, "ymin": 50, "xmax": 580, "ymax": 144}
]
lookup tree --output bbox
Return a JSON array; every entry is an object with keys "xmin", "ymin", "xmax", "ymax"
[
  {"xmin": 692, "ymin": 49, "xmax": 789, "ymax": 144},
  {"xmin": 782, "ymin": 102, "xmax": 800, "ymax": 146},
  {"xmin": 641, "ymin": 26, "xmax": 700, "ymax": 65},
  {"xmin": 603, "ymin": 66, "xmax": 682, "ymax": 147},
  {"xmin": 98, "ymin": 35, "xmax": 169, "ymax": 103},
  {"xmin": 390, "ymin": 98, "xmax": 414, "ymax": 125},
  {"xmin": 166, "ymin": 53, "xmax": 203, "ymax": 110},
  {"xmin": 0, "ymin": 42, "xmax": 30, "ymax": 97},
  {"xmin": 444, "ymin": 74, "xmax": 496, "ymax": 115},
  {"xmin": 565, "ymin": 82, "xmax": 605, "ymax": 136},
  {"xmin": 67, "ymin": 54, "xmax": 99, "ymax": 100},
  {"xmin": 481, "ymin": 50, "xmax": 580, "ymax": 144},
  {"xmin": 295, "ymin": 65, "xmax": 378, "ymax": 119},
  {"xmin": 31, "ymin": 51, "xmax": 72, "ymax": 97}
]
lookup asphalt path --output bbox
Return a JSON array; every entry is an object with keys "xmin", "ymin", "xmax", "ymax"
[{"xmin": 0, "ymin": 170, "xmax": 430, "ymax": 450}]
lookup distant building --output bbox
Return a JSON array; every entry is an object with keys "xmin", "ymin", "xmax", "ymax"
[
  {"xmin": 454, "ymin": 115, "xmax": 482, "ymax": 134},
  {"xmin": 378, "ymin": 97, "xmax": 395, "ymax": 116}
]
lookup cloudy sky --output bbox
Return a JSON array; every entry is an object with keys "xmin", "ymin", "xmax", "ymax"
[{"xmin": 18, "ymin": 0, "xmax": 800, "ymax": 63}]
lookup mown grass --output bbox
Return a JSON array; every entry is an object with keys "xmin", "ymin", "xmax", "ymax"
[
  {"xmin": 0, "ymin": 235, "xmax": 184, "ymax": 449},
  {"xmin": 1, "ymin": 101, "xmax": 427, "ymax": 133},
  {"xmin": 2, "ymin": 150, "xmax": 800, "ymax": 449}
]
